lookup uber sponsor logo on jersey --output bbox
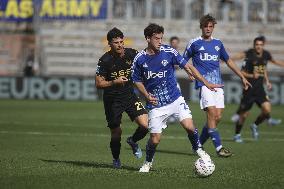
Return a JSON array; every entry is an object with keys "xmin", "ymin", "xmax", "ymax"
[
  {"xmin": 200, "ymin": 53, "xmax": 218, "ymax": 61},
  {"xmin": 145, "ymin": 70, "xmax": 167, "ymax": 79}
]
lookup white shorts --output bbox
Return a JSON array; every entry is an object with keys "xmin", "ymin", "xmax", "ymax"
[
  {"xmin": 199, "ymin": 86, "xmax": 225, "ymax": 110},
  {"xmin": 148, "ymin": 96, "xmax": 192, "ymax": 133}
]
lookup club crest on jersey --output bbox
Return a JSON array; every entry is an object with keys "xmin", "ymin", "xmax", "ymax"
[
  {"xmin": 126, "ymin": 60, "xmax": 132, "ymax": 65},
  {"xmin": 215, "ymin": 46, "xmax": 220, "ymax": 51},
  {"xmin": 161, "ymin": 60, "xmax": 169, "ymax": 66}
]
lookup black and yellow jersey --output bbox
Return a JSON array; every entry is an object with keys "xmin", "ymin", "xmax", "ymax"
[{"xmin": 96, "ymin": 48, "xmax": 138, "ymax": 99}]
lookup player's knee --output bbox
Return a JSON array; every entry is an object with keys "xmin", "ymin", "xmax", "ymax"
[
  {"xmin": 150, "ymin": 135, "xmax": 160, "ymax": 145},
  {"xmin": 108, "ymin": 122, "xmax": 121, "ymax": 129},
  {"xmin": 215, "ymin": 114, "xmax": 222, "ymax": 123},
  {"xmin": 262, "ymin": 107, "xmax": 271, "ymax": 115},
  {"xmin": 135, "ymin": 114, "xmax": 148, "ymax": 129},
  {"xmin": 138, "ymin": 122, "xmax": 148, "ymax": 130},
  {"xmin": 243, "ymin": 112, "xmax": 249, "ymax": 118},
  {"xmin": 110, "ymin": 127, "xmax": 122, "ymax": 139}
]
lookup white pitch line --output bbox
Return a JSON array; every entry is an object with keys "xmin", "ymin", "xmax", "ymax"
[
  {"xmin": 1, "ymin": 120, "xmax": 284, "ymax": 136},
  {"xmin": 1, "ymin": 130, "xmax": 284, "ymax": 142}
]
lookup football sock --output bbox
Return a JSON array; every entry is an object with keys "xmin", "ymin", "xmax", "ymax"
[
  {"xmin": 235, "ymin": 122, "xmax": 243, "ymax": 134},
  {"xmin": 132, "ymin": 127, "xmax": 148, "ymax": 143},
  {"xmin": 208, "ymin": 128, "xmax": 222, "ymax": 151},
  {"xmin": 187, "ymin": 128, "xmax": 200, "ymax": 151},
  {"xmin": 146, "ymin": 140, "xmax": 157, "ymax": 162},
  {"xmin": 255, "ymin": 113, "xmax": 270, "ymax": 125},
  {"xmin": 199, "ymin": 125, "xmax": 209, "ymax": 145},
  {"xmin": 110, "ymin": 139, "xmax": 121, "ymax": 160}
]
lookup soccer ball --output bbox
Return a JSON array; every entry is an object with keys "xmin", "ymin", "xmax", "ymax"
[{"xmin": 194, "ymin": 158, "xmax": 215, "ymax": 177}]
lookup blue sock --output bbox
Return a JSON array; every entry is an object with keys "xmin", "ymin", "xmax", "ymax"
[
  {"xmin": 146, "ymin": 140, "xmax": 157, "ymax": 162},
  {"xmin": 199, "ymin": 124, "xmax": 209, "ymax": 145},
  {"xmin": 188, "ymin": 128, "xmax": 200, "ymax": 151},
  {"xmin": 208, "ymin": 128, "xmax": 222, "ymax": 150}
]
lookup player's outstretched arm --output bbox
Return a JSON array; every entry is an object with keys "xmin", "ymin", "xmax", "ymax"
[
  {"xmin": 134, "ymin": 82, "xmax": 158, "ymax": 105},
  {"xmin": 95, "ymin": 75, "xmax": 128, "ymax": 89},
  {"xmin": 184, "ymin": 63, "xmax": 222, "ymax": 91},
  {"xmin": 270, "ymin": 59, "xmax": 284, "ymax": 67},
  {"xmin": 225, "ymin": 58, "xmax": 251, "ymax": 90},
  {"xmin": 230, "ymin": 52, "xmax": 245, "ymax": 62}
]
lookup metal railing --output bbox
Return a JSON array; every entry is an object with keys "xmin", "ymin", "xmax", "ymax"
[{"xmin": 109, "ymin": 0, "xmax": 284, "ymax": 24}]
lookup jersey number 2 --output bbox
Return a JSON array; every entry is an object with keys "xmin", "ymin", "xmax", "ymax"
[
  {"xmin": 135, "ymin": 102, "xmax": 144, "ymax": 111},
  {"xmin": 180, "ymin": 103, "xmax": 189, "ymax": 110}
]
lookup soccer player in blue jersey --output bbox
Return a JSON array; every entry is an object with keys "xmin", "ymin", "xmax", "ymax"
[
  {"xmin": 132, "ymin": 23, "xmax": 222, "ymax": 172},
  {"xmin": 183, "ymin": 14, "xmax": 251, "ymax": 157}
]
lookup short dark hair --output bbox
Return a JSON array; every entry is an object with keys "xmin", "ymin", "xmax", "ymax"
[
  {"xmin": 107, "ymin": 27, "xmax": 124, "ymax": 42},
  {"xmin": 144, "ymin": 23, "xmax": 164, "ymax": 39},
  {"xmin": 200, "ymin": 14, "xmax": 217, "ymax": 28},
  {"xmin": 170, "ymin": 36, "xmax": 179, "ymax": 43},
  {"xmin": 253, "ymin": 36, "xmax": 266, "ymax": 45}
]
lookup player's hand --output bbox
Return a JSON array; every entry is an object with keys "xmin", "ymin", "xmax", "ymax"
[
  {"xmin": 242, "ymin": 77, "xmax": 251, "ymax": 90},
  {"xmin": 114, "ymin": 76, "xmax": 128, "ymax": 86},
  {"xmin": 204, "ymin": 83, "xmax": 224, "ymax": 92},
  {"xmin": 188, "ymin": 74, "xmax": 195, "ymax": 82},
  {"xmin": 147, "ymin": 93, "xmax": 158, "ymax": 106},
  {"xmin": 266, "ymin": 82, "xmax": 272, "ymax": 91}
]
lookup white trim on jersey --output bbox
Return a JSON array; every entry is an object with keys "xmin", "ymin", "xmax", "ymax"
[
  {"xmin": 212, "ymin": 37, "xmax": 221, "ymax": 41},
  {"xmin": 133, "ymin": 50, "xmax": 146, "ymax": 63},
  {"xmin": 186, "ymin": 36, "xmax": 202, "ymax": 49},
  {"xmin": 160, "ymin": 46, "xmax": 179, "ymax": 56}
]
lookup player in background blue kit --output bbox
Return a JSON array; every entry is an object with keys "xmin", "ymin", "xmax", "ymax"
[
  {"xmin": 132, "ymin": 23, "xmax": 222, "ymax": 172},
  {"xmin": 183, "ymin": 14, "xmax": 251, "ymax": 157}
]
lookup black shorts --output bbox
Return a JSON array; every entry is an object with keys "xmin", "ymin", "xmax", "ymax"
[
  {"xmin": 239, "ymin": 86, "xmax": 269, "ymax": 112},
  {"xmin": 103, "ymin": 94, "xmax": 147, "ymax": 129}
]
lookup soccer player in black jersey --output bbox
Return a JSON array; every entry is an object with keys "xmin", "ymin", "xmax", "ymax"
[
  {"xmin": 231, "ymin": 36, "xmax": 284, "ymax": 129},
  {"xmin": 233, "ymin": 36, "xmax": 284, "ymax": 142},
  {"xmin": 95, "ymin": 28, "xmax": 148, "ymax": 168}
]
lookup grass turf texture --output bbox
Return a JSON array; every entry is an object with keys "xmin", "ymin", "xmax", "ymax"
[{"xmin": 0, "ymin": 99, "xmax": 284, "ymax": 189}]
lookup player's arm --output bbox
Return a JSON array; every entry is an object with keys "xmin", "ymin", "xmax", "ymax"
[
  {"xmin": 270, "ymin": 59, "xmax": 284, "ymax": 67},
  {"xmin": 95, "ymin": 75, "xmax": 128, "ymax": 89},
  {"xmin": 225, "ymin": 58, "xmax": 251, "ymax": 90},
  {"xmin": 184, "ymin": 63, "xmax": 222, "ymax": 91},
  {"xmin": 241, "ymin": 70, "xmax": 254, "ymax": 79},
  {"xmin": 184, "ymin": 65, "xmax": 195, "ymax": 81},
  {"xmin": 263, "ymin": 67, "xmax": 272, "ymax": 90},
  {"xmin": 134, "ymin": 82, "xmax": 158, "ymax": 105},
  {"xmin": 230, "ymin": 52, "xmax": 245, "ymax": 62}
]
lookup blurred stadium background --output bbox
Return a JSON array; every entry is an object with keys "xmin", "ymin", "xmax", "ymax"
[{"xmin": 0, "ymin": 0, "xmax": 284, "ymax": 104}]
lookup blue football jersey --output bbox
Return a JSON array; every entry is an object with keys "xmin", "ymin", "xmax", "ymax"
[
  {"xmin": 132, "ymin": 45, "xmax": 187, "ymax": 109},
  {"xmin": 183, "ymin": 37, "xmax": 229, "ymax": 89}
]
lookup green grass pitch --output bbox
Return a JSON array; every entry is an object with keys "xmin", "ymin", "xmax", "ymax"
[{"xmin": 0, "ymin": 99, "xmax": 284, "ymax": 189}]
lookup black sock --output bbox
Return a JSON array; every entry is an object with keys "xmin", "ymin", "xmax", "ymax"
[
  {"xmin": 255, "ymin": 114, "xmax": 270, "ymax": 125},
  {"xmin": 110, "ymin": 139, "xmax": 121, "ymax": 160},
  {"xmin": 132, "ymin": 127, "xmax": 148, "ymax": 143},
  {"xmin": 146, "ymin": 140, "xmax": 157, "ymax": 162},
  {"xmin": 235, "ymin": 122, "xmax": 243, "ymax": 134}
]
